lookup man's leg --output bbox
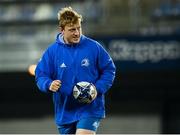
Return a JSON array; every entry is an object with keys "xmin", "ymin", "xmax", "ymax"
[
  {"xmin": 57, "ymin": 122, "xmax": 77, "ymax": 134},
  {"xmin": 76, "ymin": 128, "xmax": 95, "ymax": 135},
  {"xmin": 76, "ymin": 117, "xmax": 101, "ymax": 135}
]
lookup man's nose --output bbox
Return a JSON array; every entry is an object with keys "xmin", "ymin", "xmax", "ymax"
[{"xmin": 74, "ymin": 29, "xmax": 79, "ymax": 35}]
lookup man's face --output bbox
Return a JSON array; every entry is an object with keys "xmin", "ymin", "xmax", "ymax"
[{"xmin": 61, "ymin": 21, "xmax": 82, "ymax": 44}]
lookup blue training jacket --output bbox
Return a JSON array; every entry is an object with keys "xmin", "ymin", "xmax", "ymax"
[{"xmin": 35, "ymin": 33, "xmax": 116, "ymax": 126}]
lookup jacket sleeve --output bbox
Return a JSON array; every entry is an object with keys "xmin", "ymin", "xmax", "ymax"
[
  {"xmin": 35, "ymin": 47, "xmax": 54, "ymax": 93},
  {"xmin": 94, "ymin": 43, "xmax": 116, "ymax": 94}
]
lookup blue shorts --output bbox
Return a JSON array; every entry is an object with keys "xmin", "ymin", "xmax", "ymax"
[{"xmin": 57, "ymin": 117, "xmax": 101, "ymax": 134}]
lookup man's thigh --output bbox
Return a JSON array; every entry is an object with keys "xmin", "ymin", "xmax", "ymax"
[
  {"xmin": 57, "ymin": 122, "xmax": 77, "ymax": 134},
  {"xmin": 76, "ymin": 117, "xmax": 101, "ymax": 133}
]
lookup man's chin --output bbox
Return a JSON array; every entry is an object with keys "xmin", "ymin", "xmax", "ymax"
[{"xmin": 72, "ymin": 39, "xmax": 80, "ymax": 44}]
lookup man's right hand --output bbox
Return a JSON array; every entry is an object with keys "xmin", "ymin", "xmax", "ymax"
[{"xmin": 49, "ymin": 80, "xmax": 61, "ymax": 92}]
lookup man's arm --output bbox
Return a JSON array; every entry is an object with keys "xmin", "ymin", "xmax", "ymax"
[
  {"xmin": 35, "ymin": 48, "xmax": 55, "ymax": 93},
  {"xmin": 94, "ymin": 44, "xmax": 116, "ymax": 94}
]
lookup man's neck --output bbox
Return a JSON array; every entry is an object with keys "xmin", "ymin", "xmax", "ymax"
[{"xmin": 63, "ymin": 37, "xmax": 69, "ymax": 44}]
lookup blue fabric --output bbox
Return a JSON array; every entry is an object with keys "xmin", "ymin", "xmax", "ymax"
[
  {"xmin": 57, "ymin": 122, "xmax": 77, "ymax": 134},
  {"xmin": 35, "ymin": 33, "xmax": 116, "ymax": 125},
  {"xmin": 76, "ymin": 117, "xmax": 101, "ymax": 131},
  {"xmin": 57, "ymin": 117, "xmax": 101, "ymax": 134}
]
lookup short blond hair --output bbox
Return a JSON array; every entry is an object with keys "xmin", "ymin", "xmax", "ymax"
[{"xmin": 57, "ymin": 7, "xmax": 82, "ymax": 29}]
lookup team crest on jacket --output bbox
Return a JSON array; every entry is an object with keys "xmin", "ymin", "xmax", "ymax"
[{"xmin": 81, "ymin": 58, "xmax": 89, "ymax": 67}]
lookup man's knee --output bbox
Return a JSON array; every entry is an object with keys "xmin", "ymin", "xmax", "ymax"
[{"xmin": 76, "ymin": 128, "xmax": 95, "ymax": 135}]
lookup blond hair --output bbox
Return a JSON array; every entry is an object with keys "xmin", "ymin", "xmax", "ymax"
[{"xmin": 57, "ymin": 7, "xmax": 82, "ymax": 29}]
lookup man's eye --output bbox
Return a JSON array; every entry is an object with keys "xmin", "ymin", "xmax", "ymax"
[
  {"xmin": 69, "ymin": 29, "xmax": 75, "ymax": 32},
  {"xmin": 69, "ymin": 27, "xmax": 80, "ymax": 32}
]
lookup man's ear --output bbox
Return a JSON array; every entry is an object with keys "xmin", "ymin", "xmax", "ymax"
[{"xmin": 59, "ymin": 26, "xmax": 64, "ymax": 34}]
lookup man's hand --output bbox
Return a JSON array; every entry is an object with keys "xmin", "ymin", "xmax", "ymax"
[{"xmin": 49, "ymin": 80, "xmax": 61, "ymax": 92}]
